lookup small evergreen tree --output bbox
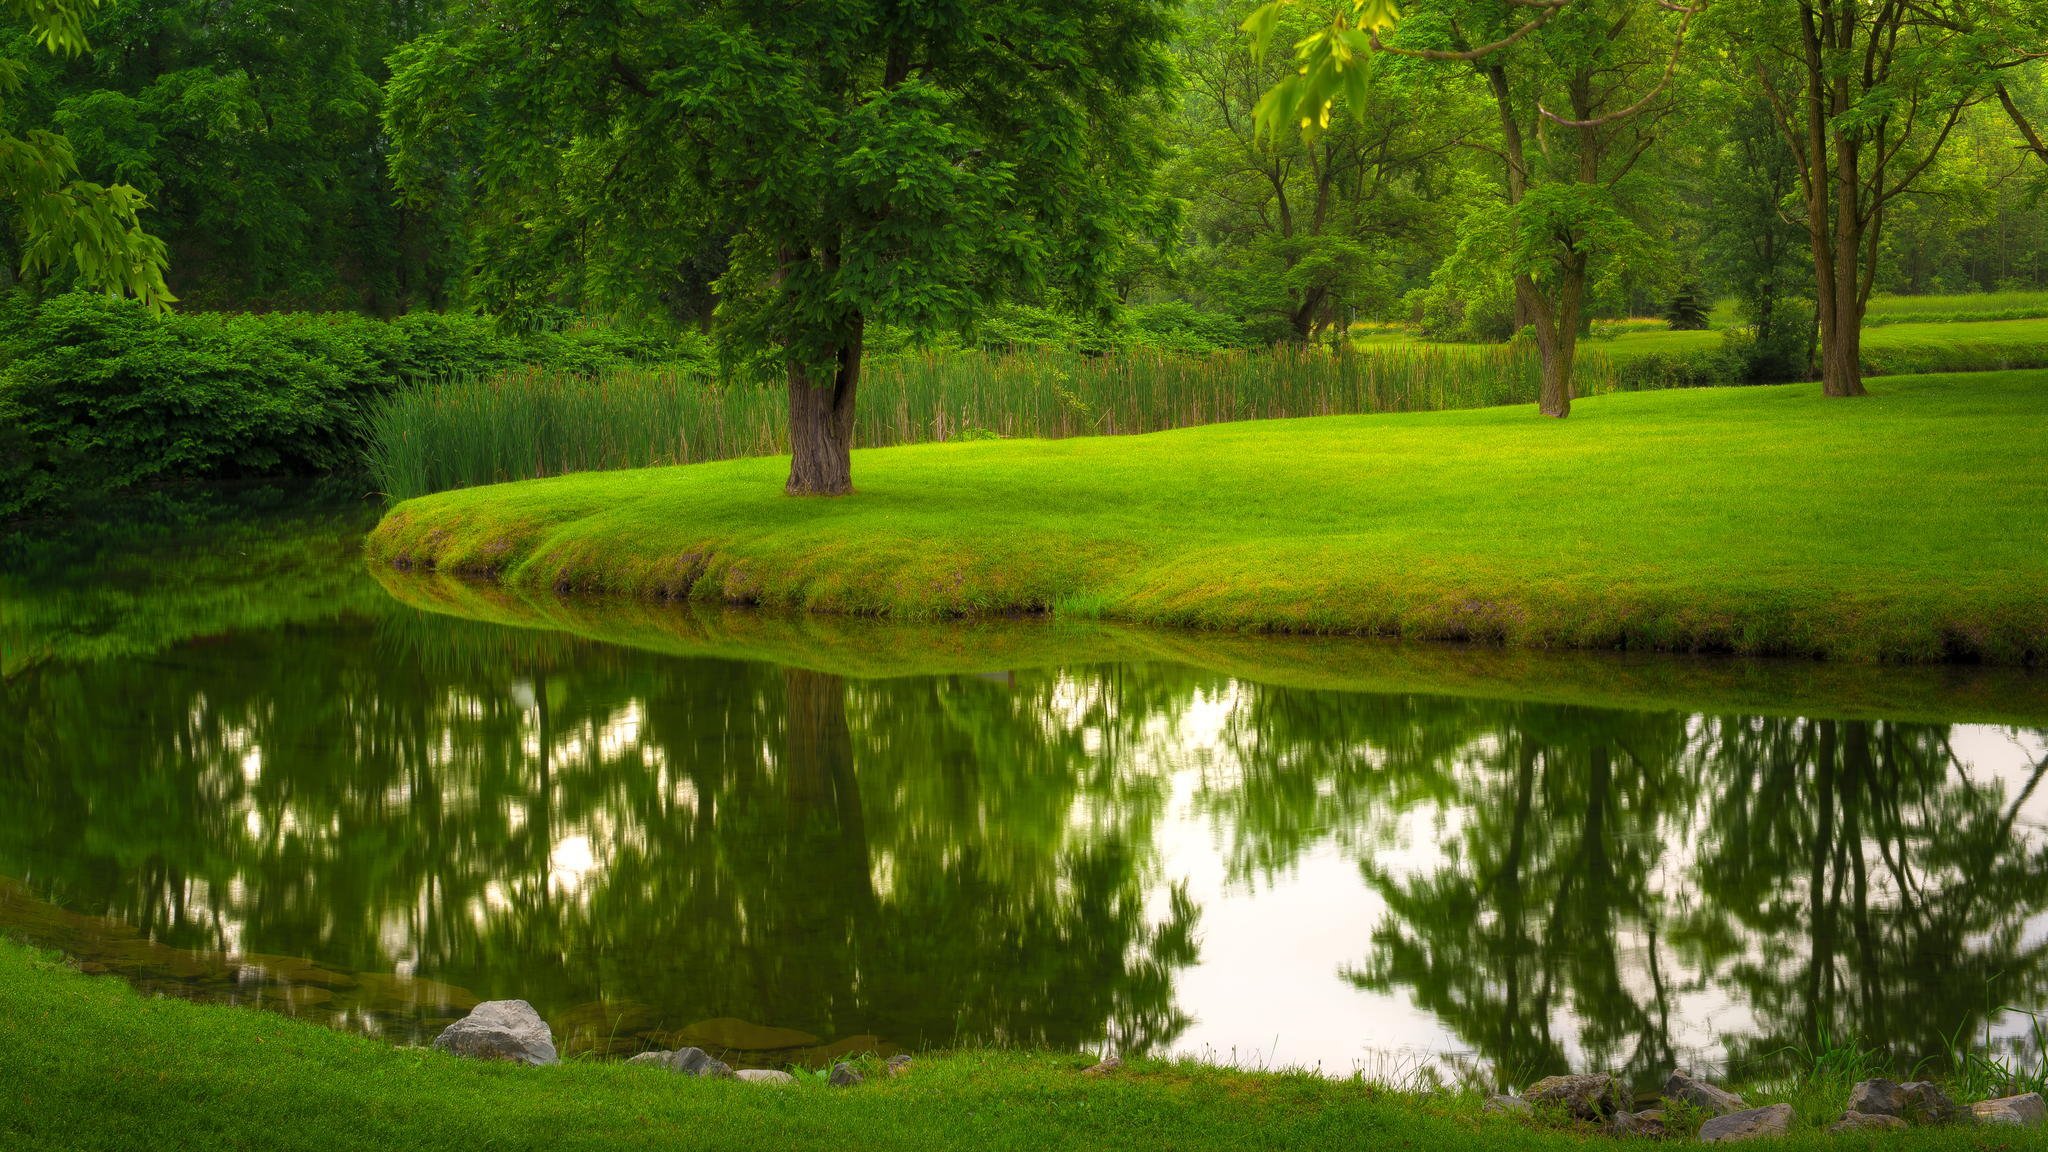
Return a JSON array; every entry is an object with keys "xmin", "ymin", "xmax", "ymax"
[{"xmin": 1664, "ymin": 284, "xmax": 1711, "ymax": 331}]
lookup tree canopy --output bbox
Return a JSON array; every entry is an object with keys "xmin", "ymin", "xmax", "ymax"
[{"xmin": 385, "ymin": 0, "xmax": 1181, "ymax": 493}]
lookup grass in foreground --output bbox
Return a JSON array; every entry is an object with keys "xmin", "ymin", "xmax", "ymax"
[
  {"xmin": 0, "ymin": 937, "xmax": 2026, "ymax": 1152},
  {"xmin": 368, "ymin": 372, "xmax": 2048, "ymax": 664}
]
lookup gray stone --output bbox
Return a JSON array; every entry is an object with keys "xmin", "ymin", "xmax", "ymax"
[
  {"xmin": 1082, "ymin": 1055, "xmax": 1123, "ymax": 1077},
  {"xmin": 1699, "ymin": 1104, "xmax": 1794, "ymax": 1143},
  {"xmin": 668, "ymin": 1047, "xmax": 736, "ymax": 1078},
  {"xmin": 1845, "ymin": 1079, "xmax": 1961, "ymax": 1125},
  {"xmin": 736, "ymin": 1068, "xmax": 796, "ymax": 1085},
  {"xmin": 829, "ymin": 1062, "xmax": 863, "ymax": 1087},
  {"xmin": 1483, "ymin": 1094, "xmax": 1533, "ymax": 1116},
  {"xmin": 1526, "ymin": 1073, "xmax": 1625, "ymax": 1120},
  {"xmin": 1972, "ymin": 1093, "xmax": 2047, "ymax": 1127},
  {"xmin": 1830, "ymin": 1111, "xmax": 1909, "ymax": 1134},
  {"xmin": 886, "ymin": 1054, "xmax": 914, "ymax": 1078},
  {"xmin": 431, "ymin": 999, "xmax": 558, "ymax": 1066},
  {"xmin": 1606, "ymin": 1108, "xmax": 1667, "ymax": 1137},
  {"xmin": 1663, "ymin": 1069, "xmax": 1746, "ymax": 1117},
  {"xmin": 627, "ymin": 1050, "xmax": 672, "ymax": 1067}
]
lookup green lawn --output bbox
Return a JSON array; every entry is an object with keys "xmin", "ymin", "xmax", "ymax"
[
  {"xmin": 368, "ymin": 371, "xmax": 2048, "ymax": 663},
  {"xmin": 0, "ymin": 937, "xmax": 2027, "ymax": 1152},
  {"xmin": 1360, "ymin": 314, "xmax": 2048, "ymax": 375}
]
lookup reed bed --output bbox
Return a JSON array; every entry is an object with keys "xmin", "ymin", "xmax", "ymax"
[{"xmin": 367, "ymin": 343, "xmax": 1624, "ymax": 501}]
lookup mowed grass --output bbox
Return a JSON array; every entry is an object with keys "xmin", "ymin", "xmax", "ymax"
[
  {"xmin": 1376, "ymin": 315, "xmax": 2048, "ymax": 372},
  {"xmin": 0, "ymin": 938, "xmax": 2026, "ymax": 1152},
  {"xmin": 368, "ymin": 371, "xmax": 2048, "ymax": 663}
]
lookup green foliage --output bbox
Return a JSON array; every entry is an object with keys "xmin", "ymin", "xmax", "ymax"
[
  {"xmin": 28, "ymin": 0, "xmax": 454, "ymax": 311},
  {"xmin": 383, "ymin": 0, "xmax": 1180, "ymax": 375},
  {"xmin": 1663, "ymin": 285, "xmax": 1710, "ymax": 331},
  {"xmin": 0, "ymin": 294, "xmax": 710, "ymax": 520},
  {"xmin": 0, "ymin": 0, "xmax": 171, "ymax": 310}
]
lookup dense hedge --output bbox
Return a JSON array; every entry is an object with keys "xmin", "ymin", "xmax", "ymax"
[{"xmin": 0, "ymin": 294, "xmax": 710, "ymax": 520}]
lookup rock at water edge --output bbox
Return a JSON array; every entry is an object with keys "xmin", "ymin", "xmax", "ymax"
[
  {"xmin": 1830, "ymin": 1112, "xmax": 1909, "ymax": 1134},
  {"xmin": 1845, "ymin": 1079, "xmax": 1960, "ymax": 1125},
  {"xmin": 736, "ymin": 1069, "xmax": 796, "ymax": 1085},
  {"xmin": 829, "ymin": 1062, "xmax": 863, "ymax": 1087},
  {"xmin": 1663, "ymin": 1069, "xmax": 1745, "ymax": 1117},
  {"xmin": 669, "ymin": 1047, "xmax": 736, "ymax": 1079},
  {"xmin": 1607, "ymin": 1109, "xmax": 1666, "ymax": 1137},
  {"xmin": 431, "ymin": 1000, "xmax": 559, "ymax": 1066},
  {"xmin": 1972, "ymin": 1093, "xmax": 2047, "ymax": 1127},
  {"xmin": 1082, "ymin": 1055, "xmax": 1123, "ymax": 1077},
  {"xmin": 1699, "ymin": 1104, "xmax": 1794, "ymax": 1143},
  {"xmin": 1483, "ymin": 1094, "xmax": 1533, "ymax": 1116},
  {"xmin": 1526, "ymin": 1073, "xmax": 1624, "ymax": 1120}
]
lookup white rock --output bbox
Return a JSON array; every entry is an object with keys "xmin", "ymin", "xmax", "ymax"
[{"xmin": 431, "ymin": 999, "xmax": 558, "ymax": 1065}]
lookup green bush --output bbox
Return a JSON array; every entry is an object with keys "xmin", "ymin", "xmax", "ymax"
[
  {"xmin": 1611, "ymin": 337, "xmax": 1747, "ymax": 390},
  {"xmin": 0, "ymin": 294, "xmax": 710, "ymax": 520}
]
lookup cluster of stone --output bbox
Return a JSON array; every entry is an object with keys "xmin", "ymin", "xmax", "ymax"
[
  {"xmin": 429, "ymin": 999, "xmax": 922, "ymax": 1086},
  {"xmin": 1833, "ymin": 1079, "xmax": 2044, "ymax": 1134},
  {"xmin": 1480, "ymin": 1065, "xmax": 2047, "ymax": 1142}
]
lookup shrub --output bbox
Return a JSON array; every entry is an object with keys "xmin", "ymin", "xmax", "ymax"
[{"xmin": 0, "ymin": 293, "xmax": 710, "ymax": 520}]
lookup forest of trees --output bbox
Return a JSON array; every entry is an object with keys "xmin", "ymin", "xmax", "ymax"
[
  {"xmin": 13, "ymin": 0, "xmax": 2045, "ymax": 322},
  {"xmin": 7, "ymin": 0, "xmax": 2048, "ymax": 490}
]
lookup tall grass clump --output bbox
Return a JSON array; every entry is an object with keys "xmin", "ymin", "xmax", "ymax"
[{"xmin": 368, "ymin": 343, "xmax": 1631, "ymax": 500}]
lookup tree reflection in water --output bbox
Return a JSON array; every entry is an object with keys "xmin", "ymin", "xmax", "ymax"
[
  {"xmin": 1200, "ymin": 690, "xmax": 2048, "ymax": 1085},
  {"xmin": 3, "ymin": 608, "xmax": 2044, "ymax": 1078}
]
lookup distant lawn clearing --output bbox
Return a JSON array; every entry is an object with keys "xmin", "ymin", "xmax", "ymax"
[{"xmin": 368, "ymin": 371, "xmax": 2048, "ymax": 664}]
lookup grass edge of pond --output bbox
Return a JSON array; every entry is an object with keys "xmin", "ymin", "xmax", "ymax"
[{"xmin": 0, "ymin": 935, "xmax": 2026, "ymax": 1152}]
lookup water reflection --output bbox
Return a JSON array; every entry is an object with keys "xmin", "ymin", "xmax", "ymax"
[{"xmin": 3, "ymin": 521, "xmax": 2046, "ymax": 1081}]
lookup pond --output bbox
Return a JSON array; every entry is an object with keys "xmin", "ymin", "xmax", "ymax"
[{"xmin": 4, "ymin": 489, "xmax": 2047, "ymax": 1088}]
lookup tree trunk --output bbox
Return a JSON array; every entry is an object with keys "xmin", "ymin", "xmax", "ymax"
[
  {"xmin": 1521, "ymin": 252, "xmax": 1584, "ymax": 419},
  {"xmin": 785, "ymin": 317, "xmax": 863, "ymax": 496}
]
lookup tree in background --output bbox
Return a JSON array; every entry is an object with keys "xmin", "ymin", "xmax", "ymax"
[
  {"xmin": 1169, "ymin": 0, "xmax": 1478, "ymax": 343},
  {"xmin": 1, "ymin": 0, "xmax": 169, "ymax": 309},
  {"xmin": 1248, "ymin": 0, "xmax": 1696, "ymax": 417},
  {"xmin": 30, "ymin": 0, "xmax": 453, "ymax": 312},
  {"xmin": 1396, "ymin": 0, "xmax": 1695, "ymax": 417},
  {"xmin": 386, "ymin": 0, "xmax": 1178, "ymax": 497},
  {"xmin": 1663, "ymin": 284, "xmax": 1709, "ymax": 330},
  {"xmin": 1721, "ymin": 0, "xmax": 1992, "ymax": 398},
  {"xmin": 1690, "ymin": 67, "xmax": 1814, "ymax": 379}
]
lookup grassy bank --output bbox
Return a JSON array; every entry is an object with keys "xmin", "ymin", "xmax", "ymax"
[
  {"xmin": 367, "ymin": 371, "xmax": 2048, "ymax": 664},
  {"xmin": 375, "ymin": 571, "xmax": 2048, "ymax": 724},
  {"xmin": 0, "ymin": 938, "xmax": 2023, "ymax": 1152}
]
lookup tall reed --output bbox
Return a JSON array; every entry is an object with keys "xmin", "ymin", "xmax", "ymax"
[{"xmin": 367, "ymin": 342, "xmax": 1623, "ymax": 501}]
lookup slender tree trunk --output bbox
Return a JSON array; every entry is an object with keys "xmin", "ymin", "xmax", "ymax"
[
  {"xmin": 1796, "ymin": 0, "xmax": 1868, "ymax": 399},
  {"xmin": 786, "ymin": 315, "xmax": 863, "ymax": 496}
]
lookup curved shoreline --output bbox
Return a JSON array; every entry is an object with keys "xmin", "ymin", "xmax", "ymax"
[
  {"xmin": 0, "ymin": 935, "xmax": 2033, "ymax": 1150},
  {"xmin": 367, "ymin": 374, "xmax": 2048, "ymax": 666}
]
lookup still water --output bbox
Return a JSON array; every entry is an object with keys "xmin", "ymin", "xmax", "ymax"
[{"xmin": 4, "ymin": 491, "xmax": 2047, "ymax": 1086}]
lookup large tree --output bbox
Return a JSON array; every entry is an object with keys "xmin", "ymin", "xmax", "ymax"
[{"xmin": 386, "ymin": 0, "xmax": 1178, "ymax": 496}]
